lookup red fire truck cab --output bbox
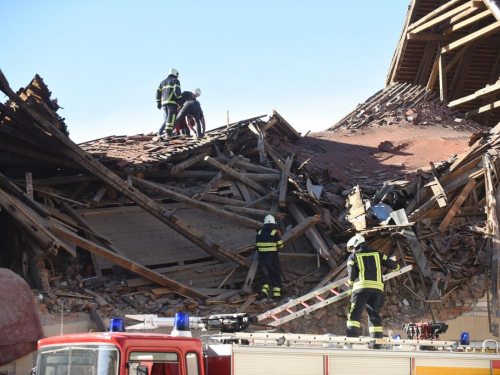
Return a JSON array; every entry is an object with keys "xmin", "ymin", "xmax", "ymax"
[{"xmin": 36, "ymin": 333, "xmax": 210, "ymax": 375}]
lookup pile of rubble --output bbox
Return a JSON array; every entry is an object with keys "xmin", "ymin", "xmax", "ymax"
[
  {"xmin": 0, "ymin": 69, "xmax": 498, "ymax": 335},
  {"xmin": 329, "ymin": 82, "xmax": 486, "ymax": 133}
]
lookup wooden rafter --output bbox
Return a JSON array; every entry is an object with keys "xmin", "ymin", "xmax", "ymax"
[
  {"xmin": 466, "ymin": 98, "xmax": 500, "ymax": 117},
  {"xmin": 407, "ymin": 0, "xmax": 462, "ymax": 32},
  {"xmin": 442, "ymin": 9, "xmax": 492, "ymax": 35},
  {"xmin": 438, "ymin": 6, "xmax": 488, "ymax": 33},
  {"xmin": 441, "ymin": 21, "xmax": 500, "ymax": 54},
  {"xmin": 449, "ymin": 81, "xmax": 500, "ymax": 107},
  {"xmin": 408, "ymin": 1, "xmax": 483, "ymax": 35},
  {"xmin": 439, "ymin": 43, "xmax": 448, "ymax": 102}
]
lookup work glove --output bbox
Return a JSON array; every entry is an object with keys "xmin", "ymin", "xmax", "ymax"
[{"xmin": 157, "ymin": 102, "xmax": 162, "ymax": 109}]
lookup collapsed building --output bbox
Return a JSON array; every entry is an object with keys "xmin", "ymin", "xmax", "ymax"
[{"xmin": 1, "ymin": 0, "xmax": 500, "ymax": 370}]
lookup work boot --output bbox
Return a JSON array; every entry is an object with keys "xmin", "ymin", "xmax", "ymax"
[{"xmin": 258, "ymin": 291, "xmax": 268, "ymax": 300}]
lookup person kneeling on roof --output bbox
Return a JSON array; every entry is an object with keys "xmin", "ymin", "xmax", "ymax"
[
  {"xmin": 346, "ymin": 234, "xmax": 399, "ymax": 341},
  {"xmin": 174, "ymin": 89, "xmax": 201, "ymax": 136},
  {"xmin": 256, "ymin": 215, "xmax": 284, "ymax": 301}
]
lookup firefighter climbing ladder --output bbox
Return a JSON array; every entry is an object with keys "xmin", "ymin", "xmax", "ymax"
[{"xmin": 257, "ymin": 265, "xmax": 413, "ymax": 326}]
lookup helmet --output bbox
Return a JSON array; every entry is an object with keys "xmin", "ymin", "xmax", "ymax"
[
  {"xmin": 169, "ymin": 68, "xmax": 179, "ymax": 77},
  {"xmin": 193, "ymin": 88, "xmax": 201, "ymax": 97},
  {"xmin": 347, "ymin": 234, "xmax": 366, "ymax": 252},
  {"xmin": 264, "ymin": 214, "xmax": 276, "ymax": 225}
]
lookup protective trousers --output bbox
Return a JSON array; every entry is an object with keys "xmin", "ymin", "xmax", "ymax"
[
  {"xmin": 159, "ymin": 104, "xmax": 178, "ymax": 136},
  {"xmin": 346, "ymin": 289, "xmax": 384, "ymax": 338},
  {"xmin": 259, "ymin": 252, "xmax": 282, "ymax": 298}
]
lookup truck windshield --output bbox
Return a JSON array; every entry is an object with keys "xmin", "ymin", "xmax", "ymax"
[{"xmin": 37, "ymin": 345, "xmax": 119, "ymax": 375}]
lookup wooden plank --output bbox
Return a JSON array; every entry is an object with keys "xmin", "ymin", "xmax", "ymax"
[
  {"xmin": 33, "ymin": 175, "xmax": 97, "ymax": 187},
  {"xmin": 449, "ymin": 81, "xmax": 500, "ymax": 107},
  {"xmin": 466, "ymin": 98, "xmax": 500, "ymax": 118},
  {"xmin": 442, "ymin": 20, "xmax": 500, "ymax": 54},
  {"xmin": 91, "ymin": 184, "xmax": 107, "ymax": 206},
  {"xmin": 0, "ymin": 188, "xmax": 76, "ymax": 256},
  {"xmin": 132, "ymin": 177, "xmax": 262, "ymax": 230},
  {"xmin": 0, "ymin": 172, "xmax": 49, "ymax": 217},
  {"xmin": 288, "ymin": 203, "xmax": 336, "ymax": 268},
  {"xmin": 170, "ymin": 150, "xmax": 210, "ymax": 175},
  {"xmin": 50, "ymin": 225, "xmax": 208, "ymax": 300},
  {"xmin": 426, "ymin": 52, "xmax": 441, "ymax": 91},
  {"xmin": 409, "ymin": 1, "xmax": 482, "ymax": 34},
  {"xmin": 407, "ymin": 0, "xmax": 462, "ymax": 32},
  {"xmin": 444, "ymin": 44, "xmax": 470, "ymax": 74},
  {"xmin": 279, "ymin": 156, "xmax": 293, "ymax": 208},
  {"xmin": 443, "ymin": 9, "xmax": 492, "ymax": 35},
  {"xmin": 439, "ymin": 43, "xmax": 448, "ymax": 102},
  {"xmin": 25, "ymin": 172, "xmax": 33, "ymax": 200},
  {"xmin": 236, "ymin": 296, "xmax": 256, "ymax": 313},
  {"xmin": 241, "ymin": 252, "xmax": 260, "ymax": 293},
  {"xmin": 194, "ymin": 156, "xmax": 239, "ymax": 200},
  {"xmin": 438, "ymin": 179, "xmax": 478, "ymax": 232},
  {"xmin": 204, "ymin": 156, "xmax": 268, "ymax": 195}
]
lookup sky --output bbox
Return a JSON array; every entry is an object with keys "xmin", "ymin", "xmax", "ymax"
[{"xmin": 0, "ymin": 1, "xmax": 410, "ymax": 144}]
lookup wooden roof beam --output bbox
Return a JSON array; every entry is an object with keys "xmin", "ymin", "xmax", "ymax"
[
  {"xmin": 466, "ymin": 98, "xmax": 500, "ymax": 117},
  {"xmin": 442, "ymin": 20, "xmax": 500, "ymax": 53},
  {"xmin": 408, "ymin": 1, "xmax": 483, "ymax": 35},
  {"xmin": 408, "ymin": 0, "xmax": 462, "ymax": 32},
  {"xmin": 443, "ymin": 9, "xmax": 493, "ymax": 35},
  {"xmin": 449, "ymin": 81, "xmax": 500, "ymax": 107}
]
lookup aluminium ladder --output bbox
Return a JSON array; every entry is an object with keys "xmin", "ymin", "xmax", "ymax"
[{"xmin": 257, "ymin": 265, "xmax": 413, "ymax": 326}]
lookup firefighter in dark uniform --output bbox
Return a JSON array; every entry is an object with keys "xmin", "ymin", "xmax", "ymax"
[
  {"xmin": 156, "ymin": 68, "xmax": 182, "ymax": 137},
  {"xmin": 174, "ymin": 98, "xmax": 206, "ymax": 137},
  {"xmin": 256, "ymin": 215, "xmax": 284, "ymax": 301},
  {"xmin": 346, "ymin": 234, "xmax": 399, "ymax": 339}
]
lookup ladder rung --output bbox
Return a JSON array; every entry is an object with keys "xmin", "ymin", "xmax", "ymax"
[
  {"xmin": 330, "ymin": 288, "xmax": 340, "ymax": 295},
  {"xmin": 271, "ymin": 314, "xmax": 280, "ymax": 321},
  {"xmin": 300, "ymin": 301, "xmax": 310, "ymax": 308},
  {"xmin": 285, "ymin": 307, "xmax": 294, "ymax": 314},
  {"xmin": 315, "ymin": 294, "xmax": 325, "ymax": 301}
]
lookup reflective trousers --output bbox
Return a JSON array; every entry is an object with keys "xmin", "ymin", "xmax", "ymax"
[
  {"xmin": 259, "ymin": 251, "xmax": 282, "ymax": 296},
  {"xmin": 346, "ymin": 289, "xmax": 384, "ymax": 338},
  {"xmin": 159, "ymin": 104, "xmax": 178, "ymax": 135}
]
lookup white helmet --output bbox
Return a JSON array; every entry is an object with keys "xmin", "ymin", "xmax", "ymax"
[
  {"xmin": 347, "ymin": 234, "xmax": 366, "ymax": 252},
  {"xmin": 264, "ymin": 214, "xmax": 276, "ymax": 225},
  {"xmin": 193, "ymin": 88, "xmax": 201, "ymax": 97},
  {"xmin": 169, "ymin": 68, "xmax": 179, "ymax": 77}
]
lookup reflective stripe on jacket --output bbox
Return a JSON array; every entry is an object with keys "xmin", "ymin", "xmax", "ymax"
[
  {"xmin": 347, "ymin": 247, "xmax": 400, "ymax": 292},
  {"xmin": 256, "ymin": 226, "xmax": 283, "ymax": 252},
  {"xmin": 156, "ymin": 75, "xmax": 182, "ymax": 106}
]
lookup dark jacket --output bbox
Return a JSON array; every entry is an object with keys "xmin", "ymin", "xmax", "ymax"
[
  {"xmin": 256, "ymin": 224, "xmax": 283, "ymax": 252},
  {"xmin": 347, "ymin": 245, "xmax": 399, "ymax": 292},
  {"xmin": 179, "ymin": 100, "xmax": 204, "ymax": 119},
  {"xmin": 178, "ymin": 91, "xmax": 195, "ymax": 107},
  {"xmin": 156, "ymin": 75, "xmax": 182, "ymax": 106}
]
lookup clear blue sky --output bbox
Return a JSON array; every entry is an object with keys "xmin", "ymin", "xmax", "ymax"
[{"xmin": 1, "ymin": 1, "xmax": 410, "ymax": 143}]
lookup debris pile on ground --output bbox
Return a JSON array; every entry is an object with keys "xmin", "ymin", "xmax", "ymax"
[{"xmin": 0, "ymin": 70, "xmax": 498, "ymax": 336}]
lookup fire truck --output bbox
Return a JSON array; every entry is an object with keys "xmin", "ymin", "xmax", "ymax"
[{"xmin": 33, "ymin": 266, "xmax": 500, "ymax": 374}]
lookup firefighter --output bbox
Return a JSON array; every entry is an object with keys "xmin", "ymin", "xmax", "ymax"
[
  {"xmin": 346, "ymin": 234, "xmax": 399, "ymax": 340},
  {"xmin": 174, "ymin": 99, "xmax": 206, "ymax": 137},
  {"xmin": 156, "ymin": 68, "xmax": 182, "ymax": 137},
  {"xmin": 256, "ymin": 214, "xmax": 283, "ymax": 301}
]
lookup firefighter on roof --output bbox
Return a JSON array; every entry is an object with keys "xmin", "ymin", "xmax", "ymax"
[
  {"xmin": 256, "ymin": 215, "xmax": 283, "ymax": 301},
  {"xmin": 346, "ymin": 234, "xmax": 399, "ymax": 339},
  {"xmin": 156, "ymin": 68, "xmax": 182, "ymax": 137}
]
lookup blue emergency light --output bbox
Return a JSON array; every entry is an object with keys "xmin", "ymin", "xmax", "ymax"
[
  {"xmin": 461, "ymin": 332, "xmax": 470, "ymax": 345},
  {"xmin": 393, "ymin": 334, "xmax": 401, "ymax": 340},
  {"xmin": 110, "ymin": 318, "xmax": 125, "ymax": 332},
  {"xmin": 174, "ymin": 312, "xmax": 190, "ymax": 331}
]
